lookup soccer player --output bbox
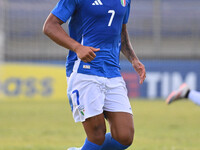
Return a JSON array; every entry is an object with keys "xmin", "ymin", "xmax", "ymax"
[
  {"xmin": 43, "ymin": 0, "xmax": 146, "ymax": 150},
  {"xmin": 166, "ymin": 83, "xmax": 200, "ymax": 106}
]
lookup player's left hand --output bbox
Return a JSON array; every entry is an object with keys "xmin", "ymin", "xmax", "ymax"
[{"xmin": 132, "ymin": 59, "xmax": 146, "ymax": 84}]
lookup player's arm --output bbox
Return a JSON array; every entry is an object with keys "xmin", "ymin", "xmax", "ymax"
[
  {"xmin": 121, "ymin": 24, "xmax": 146, "ymax": 84},
  {"xmin": 43, "ymin": 13, "xmax": 99, "ymax": 63}
]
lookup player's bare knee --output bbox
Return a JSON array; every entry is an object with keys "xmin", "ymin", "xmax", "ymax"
[
  {"xmin": 114, "ymin": 127, "xmax": 134, "ymax": 146},
  {"xmin": 118, "ymin": 133, "xmax": 134, "ymax": 146}
]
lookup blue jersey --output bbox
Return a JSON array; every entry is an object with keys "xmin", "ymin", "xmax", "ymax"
[{"xmin": 52, "ymin": 0, "xmax": 131, "ymax": 78}]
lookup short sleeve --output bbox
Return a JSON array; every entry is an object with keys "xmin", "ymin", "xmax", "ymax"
[
  {"xmin": 51, "ymin": 0, "xmax": 78, "ymax": 23},
  {"xmin": 123, "ymin": 1, "xmax": 131, "ymax": 24}
]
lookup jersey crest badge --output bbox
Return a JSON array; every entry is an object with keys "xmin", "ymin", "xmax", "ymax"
[{"xmin": 120, "ymin": 0, "xmax": 126, "ymax": 7}]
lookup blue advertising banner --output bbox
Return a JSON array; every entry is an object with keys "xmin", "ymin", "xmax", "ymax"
[
  {"xmin": 120, "ymin": 60, "xmax": 200, "ymax": 99},
  {"xmin": 1, "ymin": 60, "xmax": 199, "ymax": 100}
]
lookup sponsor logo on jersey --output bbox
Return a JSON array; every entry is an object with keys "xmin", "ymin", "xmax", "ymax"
[
  {"xmin": 121, "ymin": 0, "xmax": 126, "ymax": 7},
  {"xmin": 83, "ymin": 65, "xmax": 91, "ymax": 69},
  {"xmin": 92, "ymin": 0, "xmax": 103, "ymax": 5}
]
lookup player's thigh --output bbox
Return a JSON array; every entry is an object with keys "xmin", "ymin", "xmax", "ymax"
[
  {"xmin": 104, "ymin": 111, "xmax": 134, "ymax": 145},
  {"xmin": 82, "ymin": 113, "xmax": 106, "ymax": 145},
  {"xmin": 104, "ymin": 77, "xmax": 134, "ymax": 144}
]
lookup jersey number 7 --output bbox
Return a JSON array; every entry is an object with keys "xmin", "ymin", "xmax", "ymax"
[{"xmin": 108, "ymin": 10, "xmax": 115, "ymax": 27}]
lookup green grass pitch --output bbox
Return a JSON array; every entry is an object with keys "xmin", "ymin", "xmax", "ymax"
[{"xmin": 0, "ymin": 99, "xmax": 200, "ymax": 150}]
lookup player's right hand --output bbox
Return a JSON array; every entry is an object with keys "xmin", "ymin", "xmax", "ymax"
[{"xmin": 74, "ymin": 45, "xmax": 100, "ymax": 63}]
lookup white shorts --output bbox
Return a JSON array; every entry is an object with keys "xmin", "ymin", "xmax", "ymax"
[{"xmin": 67, "ymin": 72, "xmax": 133, "ymax": 122}]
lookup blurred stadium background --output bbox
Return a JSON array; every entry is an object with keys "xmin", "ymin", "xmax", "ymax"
[{"xmin": 0, "ymin": 0, "xmax": 200, "ymax": 150}]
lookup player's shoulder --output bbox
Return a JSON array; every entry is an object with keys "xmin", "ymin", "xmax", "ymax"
[
  {"xmin": 126, "ymin": 0, "xmax": 131, "ymax": 4},
  {"xmin": 63, "ymin": 0, "xmax": 81, "ymax": 4}
]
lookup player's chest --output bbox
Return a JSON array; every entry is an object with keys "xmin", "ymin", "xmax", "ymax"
[{"xmin": 79, "ymin": 0, "xmax": 129, "ymax": 18}]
